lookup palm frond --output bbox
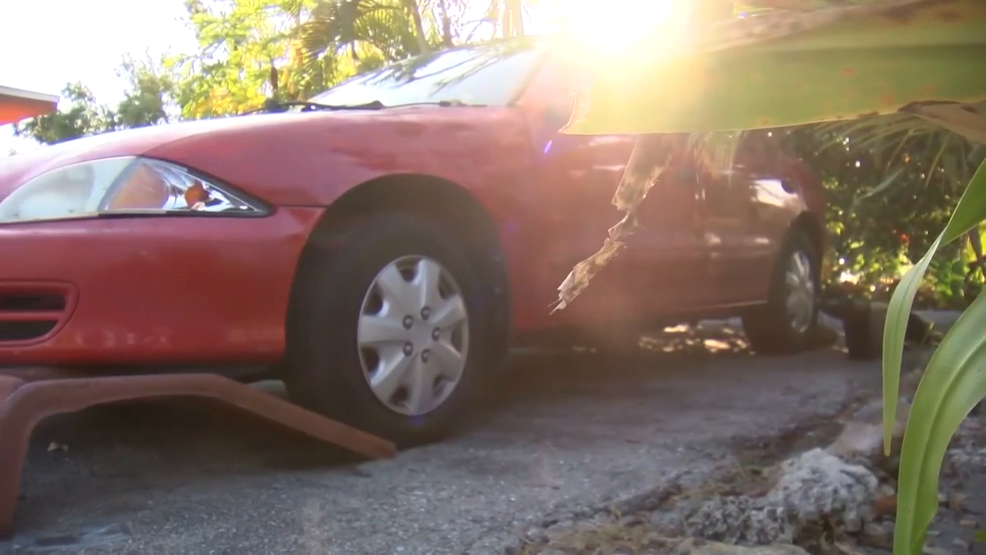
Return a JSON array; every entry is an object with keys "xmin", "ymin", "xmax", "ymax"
[{"xmin": 808, "ymin": 103, "xmax": 986, "ymax": 195}]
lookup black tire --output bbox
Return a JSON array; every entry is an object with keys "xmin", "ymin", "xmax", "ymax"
[
  {"xmin": 282, "ymin": 211, "xmax": 501, "ymax": 447},
  {"xmin": 742, "ymin": 229, "xmax": 820, "ymax": 355}
]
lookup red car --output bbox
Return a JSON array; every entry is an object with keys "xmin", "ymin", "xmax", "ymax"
[{"xmin": 0, "ymin": 37, "xmax": 825, "ymax": 445}]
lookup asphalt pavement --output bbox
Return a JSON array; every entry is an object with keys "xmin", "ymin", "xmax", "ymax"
[{"xmin": 1, "ymin": 322, "xmax": 888, "ymax": 555}]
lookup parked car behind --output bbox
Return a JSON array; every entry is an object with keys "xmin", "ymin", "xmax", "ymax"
[{"xmin": 0, "ymin": 36, "xmax": 826, "ymax": 446}]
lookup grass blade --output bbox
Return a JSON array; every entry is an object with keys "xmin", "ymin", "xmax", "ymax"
[{"xmin": 851, "ymin": 167, "xmax": 903, "ymax": 208}]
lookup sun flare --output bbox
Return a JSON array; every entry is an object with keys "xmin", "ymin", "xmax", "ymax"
[{"xmin": 559, "ymin": 0, "xmax": 678, "ymax": 53}]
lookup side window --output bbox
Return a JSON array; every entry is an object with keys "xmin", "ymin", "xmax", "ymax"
[
  {"xmin": 544, "ymin": 87, "xmax": 576, "ymax": 129},
  {"xmin": 737, "ymin": 129, "xmax": 783, "ymax": 171},
  {"xmin": 522, "ymin": 52, "xmax": 580, "ymax": 131}
]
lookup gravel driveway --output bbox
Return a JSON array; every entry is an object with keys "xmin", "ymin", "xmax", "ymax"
[{"xmin": 2, "ymin": 324, "xmax": 884, "ymax": 554}]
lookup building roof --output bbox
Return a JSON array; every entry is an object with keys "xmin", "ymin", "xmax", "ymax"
[{"xmin": 0, "ymin": 85, "xmax": 60, "ymax": 125}]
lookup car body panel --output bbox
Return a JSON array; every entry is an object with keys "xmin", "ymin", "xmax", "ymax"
[
  {"xmin": 144, "ymin": 108, "xmax": 572, "ymax": 334},
  {"xmin": 700, "ymin": 132, "xmax": 816, "ymax": 304},
  {"xmin": 145, "ymin": 108, "xmax": 536, "ymax": 208},
  {"xmin": 0, "ymin": 207, "xmax": 321, "ymax": 364},
  {"xmin": 514, "ymin": 50, "xmax": 710, "ymax": 324}
]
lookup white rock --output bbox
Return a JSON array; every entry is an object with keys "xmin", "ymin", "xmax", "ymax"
[
  {"xmin": 685, "ymin": 495, "xmax": 795, "ymax": 545},
  {"xmin": 684, "ymin": 449, "xmax": 879, "ymax": 544},
  {"xmin": 767, "ymin": 448, "xmax": 879, "ymax": 533}
]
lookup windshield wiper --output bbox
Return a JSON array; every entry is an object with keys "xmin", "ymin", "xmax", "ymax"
[
  {"xmin": 253, "ymin": 98, "xmax": 486, "ymax": 115},
  {"xmin": 263, "ymin": 99, "xmax": 386, "ymax": 113}
]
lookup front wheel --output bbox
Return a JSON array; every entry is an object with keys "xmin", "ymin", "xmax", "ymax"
[
  {"xmin": 283, "ymin": 212, "xmax": 500, "ymax": 447},
  {"xmin": 742, "ymin": 229, "xmax": 820, "ymax": 355}
]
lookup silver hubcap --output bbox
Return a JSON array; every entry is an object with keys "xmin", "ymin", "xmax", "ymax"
[
  {"xmin": 357, "ymin": 255, "xmax": 469, "ymax": 416},
  {"xmin": 785, "ymin": 250, "xmax": 816, "ymax": 334}
]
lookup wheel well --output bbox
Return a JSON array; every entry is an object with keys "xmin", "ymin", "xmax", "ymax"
[
  {"xmin": 313, "ymin": 173, "xmax": 503, "ymax": 267},
  {"xmin": 300, "ymin": 173, "xmax": 512, "ymax": 351},
  {"xmin": 791, "ymin": 212, "xmax": 825, "ymax": 259}
]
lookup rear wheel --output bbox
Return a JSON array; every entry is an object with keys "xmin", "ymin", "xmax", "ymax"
[
  {"xmin": 742, "ymin": 229, "xmax": 820, "ymax": 355},
  {"xmin": 283, "ymin": 212, "xmax": 500, "ymax": 447}
]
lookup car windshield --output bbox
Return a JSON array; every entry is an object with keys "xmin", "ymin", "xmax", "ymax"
[{"xmin": 309, "ymin": 38, "xmax": 546, "ymax": 108}]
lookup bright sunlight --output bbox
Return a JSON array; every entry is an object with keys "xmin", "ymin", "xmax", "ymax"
[{"xmin": 559, "ymin": 0, "xmax": 678, "ymax": 53}]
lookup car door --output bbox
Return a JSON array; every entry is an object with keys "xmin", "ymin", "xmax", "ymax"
[
  {"xmin": 701, "ymin": 131, "xmax": 788, "ymax": 304},
  {"xmin": 623, "ymin": 133, "xmax": 709, "ymax": 309},
  {"xmin": 517, "ymin": 50, "xmax": 708, "ymax": 322}
]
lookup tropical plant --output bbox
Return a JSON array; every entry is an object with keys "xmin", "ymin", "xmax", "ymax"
[
  {"xmin": 782, "ymin": 123, "xmax": 986, "ymax": 308},
  {"xmin": 166, "ymin": 0, "xmax": 311, "ymax": 118},
  {"xmin": 296, "ymin": 0, "xmax": 428, "ymax": 72},
  {"xmin": 813, "ymin": 111, "xmax": 986, "ymax": 305},
  {"xmin": 294, "ymin": 0, "xmax": 533, "ymax": 82},
  {"xmin": 113, "ymin": 54, "xmax": 179, "ymax": 129},
  {"xmin": 553, "ymin": 2, "xmax": 986, "ymax": 554}
]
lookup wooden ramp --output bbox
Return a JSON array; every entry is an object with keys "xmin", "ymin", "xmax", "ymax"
[{"xmin": 0, "ymin": 370, "xmax": 396, "ymax": 539}]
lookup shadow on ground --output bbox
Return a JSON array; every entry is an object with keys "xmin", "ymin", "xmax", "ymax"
[
  {"xmin": 496, "ymin": 320, "xmax": 839, "ymax": 402},
  {"xmin": 25, "ymin": 321, "xmax": 837, "ymax": 471}
]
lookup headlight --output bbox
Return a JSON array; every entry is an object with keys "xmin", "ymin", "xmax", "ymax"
[{"xmin": 0, "ymin": 156, "xmax": 268, "ymax": 224}]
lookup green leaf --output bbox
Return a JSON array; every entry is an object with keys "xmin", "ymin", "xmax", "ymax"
[
  {"xmin": 885, "ymin": 159, "xmax": 986, "ymax": 555},
  {"xmin": 975, "ymin": 529, "xmax": 986, "ymax": 543},
  {"xmin": 882, "ymin": 160, "xmax": 986, "ymax": 453},
  {"xmin": 892, "ymin": 287, "xmax": 986, "ymax": 554}
]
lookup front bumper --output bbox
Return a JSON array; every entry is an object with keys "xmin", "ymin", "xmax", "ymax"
[{"xmin": 0, "ymin": 207, "xmax": 323, "ymax": 365}]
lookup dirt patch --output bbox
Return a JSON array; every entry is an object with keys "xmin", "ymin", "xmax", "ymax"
[
  {"xmin": 731, "ymin": 403, "xmax": 856, "ymax": 467},
  {"xmin": 509, "ymin": 399, "xmax": 863, "ymax": 555}
]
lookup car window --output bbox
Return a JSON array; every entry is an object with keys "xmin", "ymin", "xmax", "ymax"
[
  {"xmin": 310, "ymin": 39, "xmax": 547, "ymax": 108},
  {"xmin": 527, "ymin": 48, "xmax": 617, "ymax": 132},
  {"xmin": 737, "ymin": 129, "xmax": 785, "ymax": 170}
]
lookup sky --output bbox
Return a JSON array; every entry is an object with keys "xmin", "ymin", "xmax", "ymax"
[
  {"xmin": 0, "ymin": 0, "xmax": 564, "ymax": 157},
  {"xmin": 0, "ymin": 0, "xmax": 199, "ymax": 155}
]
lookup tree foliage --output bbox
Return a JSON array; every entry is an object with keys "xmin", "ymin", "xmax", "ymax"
[
  {"xmin": 14, "ymin": 0, "xmax": 531, "ymax": 132},
  {"xmin": 166, "ymin": 0, "xmax": 313, "ymax": 119},
  {"xmin": 296, "ymin": 0, "xmax": 425, "ymax": 80},
  {"xmin": 113, "ymin": 55, "xmax": 178, "ymax": 128},
  {"xmin": 14, "ymin": 83, "xmax": 114, "ymax": 145},
  {"xmin": 783, "ymin": 123, "xmax": 986, "ymax": 307}
]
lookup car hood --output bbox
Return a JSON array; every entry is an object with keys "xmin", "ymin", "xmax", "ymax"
[
  {"xmin": 0, "ymin": 111, "xmax": 364, "ymax": 199},
  {"xmin": 0, "ymin": 104, "xmax": 532, "ymax": 209}
]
